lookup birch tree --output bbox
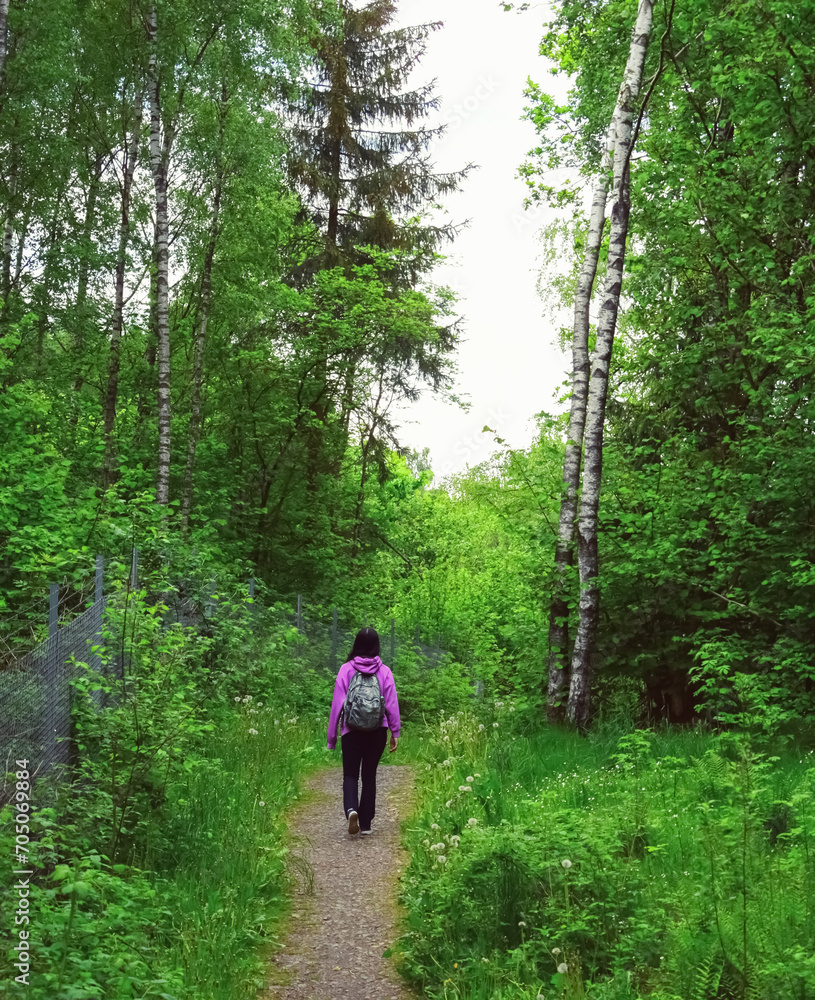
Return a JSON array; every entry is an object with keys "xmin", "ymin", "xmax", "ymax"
[
  {"xmin": 546, "ymin": 80, "xmax": 622, "ymax": 721},
  {"xmin": 0, "ymin": 0, "xmax": 8, "ymax": 83},
  {"xmin": 146, "ymin": 4, "xmax": 173, "ymax": 507},
  {"xmin": 566, "ymin": 0, "xmax": 655, "ymax": 728}
]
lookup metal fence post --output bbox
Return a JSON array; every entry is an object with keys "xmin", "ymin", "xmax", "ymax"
[
  {"xmin": 130, "ymin": 547, "xmax": 139, "ymax": 591},
  {"xmin": 330, "ymin": 607, "xmax": 338, "ymax": 670},
  {"xmin": 42, "ymin": 583, "xmax": 69, "ymax": 772},
  {"xmin": 49, "ymin": 583, "xmax": 58, "ymax": 639},
  {"xmin": 91, "ymin": 556, "xmax": 104, "ymax": 708}
]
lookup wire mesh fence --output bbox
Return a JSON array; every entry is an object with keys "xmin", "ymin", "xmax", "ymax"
[
  {"xmin": 1, "ymin": 554, "xmax": 450, "ymax": 803},
  {"xmin": 291, "ymin": 607, "xmax": 446, "ymax": 674},
  {"xmin": 0, "ymin": 596, "xmax": 108, "ymax": 785}
]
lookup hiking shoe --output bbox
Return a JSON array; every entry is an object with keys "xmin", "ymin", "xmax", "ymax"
[
  {"xmin": 347, "ymin": 810, "xmax": 359, "ymax": 835},
  {"xmin": 360, "ymin": 828, "xmax": 372, "ymax": 836}
]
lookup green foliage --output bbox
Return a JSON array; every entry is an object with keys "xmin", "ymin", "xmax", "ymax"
[
  {"xmin": 0, "ymin": 587, "xmax": 327, "ymax": 999},
  {"xmin": 517, "ymin": 0, "xmax": 815, "ymax": 725},
  {"xmin": 398, "ymin": 716, "xmax": 815, "ymax": 1000}
]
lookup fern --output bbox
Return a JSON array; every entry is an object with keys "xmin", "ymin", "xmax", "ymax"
[{"xmin": 690, "ymin": 934, "xmax": 724, "ymax": 1000}]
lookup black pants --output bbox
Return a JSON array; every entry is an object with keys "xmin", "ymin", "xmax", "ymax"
[{"xmin": 341, "ymin": 727, "xmax": 388, "ymax": 829}]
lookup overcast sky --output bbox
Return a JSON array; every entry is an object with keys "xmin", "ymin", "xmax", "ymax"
[{"xmin": 387, "ymin": 0, "xmax": 573, "ymax": 479}]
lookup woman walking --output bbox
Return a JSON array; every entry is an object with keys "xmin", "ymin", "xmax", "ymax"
[{"xmin": 327, "ymin": 627, "xmax": 400, "ymax": 835}]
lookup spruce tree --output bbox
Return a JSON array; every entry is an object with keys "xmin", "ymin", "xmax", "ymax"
[{"xmin": 289, "ymin": 0, "xmax": 471, "ymax": 275}]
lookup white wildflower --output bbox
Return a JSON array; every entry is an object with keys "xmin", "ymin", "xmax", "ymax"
[
  {"xmin": 259, "ymin": 801, "xmax": 265, "ymax": 807},
  {"xmin": 431, "ymin": 823, "xmax": 440, "ymax": 831},
  {"xmin": 431, "ymin": 842, "xmax": 445, "ymax": 851},
  {"xmin": 445, "ymin": 800, "xmax": 453, "ymax": 808},
  {"xmin": 248, "ymin": 728, "xmax": 258, "ymax": 735},
  {"xmin": 450, "ymin": 835, "xmax": 460, "ymax": 846},
  {"xmin": 458, "ymin": 785, "xmax": 472, "ymax": 792},
  {"xmin": 557, "ymin": 962, "xmax": 568, "ymax": 974},
  {"xmin": 467, "ymin": 817, "xmax": 478, "ymax": 827},
  {"xmin": 552, "ymin": 948, "xmax": 561, "ymax": 956},
  {"xmin": 425, "ymin": 765, "xmax": 431, "ymax": 771},
  {"xmin": 481, "ymin": 957, "xmax": 488, "ymax": 964},
  {"xmin": 518, "ymin": 921, "xmax": 526, "ymax": 928},
  {"xmin": 474, "ymin": 773, "xmax": 481, "ymax": 778},
  {"xmin": 493, "ymin": 722, "xmax": 499, "ymax": 728},
  {"xmin": 509, "ymin": 706, "xmax": 515, "ymax": 713},
  {"xmin": 234, "ymin": 696, "xmax": 241, "ymax": 702},
  {"xmin": 244, "ymin": 695, "xmax": 253, "ymax": 702},
  {"xmin": 436, "ymin": 855, "xmax": 447, "ymax": 864},
  {"xmin": 466, "ymin": 776, "xmax": 474, "ymax": 783},
  {"xmin": 442, "ymin": 759, "xmax": 451, "ymax": 766},
  {"xmin": 561, "ymin": 859, "xmax": 572, "ymax": 869},
  {"xmin": 478, "ymin": 724, "xmax": 484, "ymax": 732}
]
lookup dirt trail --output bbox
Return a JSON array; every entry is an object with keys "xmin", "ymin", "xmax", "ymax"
[{"xmin": 264, "ymin": 764, "xmax": 418, "ymax": 1000}]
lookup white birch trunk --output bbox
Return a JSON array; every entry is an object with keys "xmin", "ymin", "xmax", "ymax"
[
  {"xmin": 2, "ymin": 158, "xmax": 15, "ymax": 299},
  {"xmin": 147, "ymin": 3, "xmax": 172, "ymax": 507},
  {"xmin": 0, "ymin": 0, "xmax": 9, "ymax": 82},
  {"xmin": 547, "ymin": 87, "xmax": 622, "ymax": 720},
  {"xmin": 567, "ymin": 0, "xmax": 655, "ymax": 729}
]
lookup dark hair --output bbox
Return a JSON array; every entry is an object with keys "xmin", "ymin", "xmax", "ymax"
[{"xmin": 348, "ymin": 627, "xmax": 380, "ymax": 660}]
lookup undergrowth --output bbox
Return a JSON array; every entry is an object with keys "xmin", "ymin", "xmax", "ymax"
[
  {"xmin": 0, "ymin": 586, "xmax": 333, "ymax": 999},
  {"xmin": 398, "ymin": 707, "xmax": 815, "ymax": 1000},
  {"xmin": 1, "ymin": 577, "xmax": 474, "ymax": 998}
]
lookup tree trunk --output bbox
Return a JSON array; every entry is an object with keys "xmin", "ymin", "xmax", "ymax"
[
  {"xmin": 73, "ymin": 150, "xmax": 105, "ymax": 399},
  {"xmin": 567, "ymin": 0, "xmax": 655, "ymax": 729},
  {"xmin": 180, "ymin": 179, "xmax": 221, "ymax": 530},
  {"xmin": 76, "ymin": 152, "xmax": 104, "ymax": 316},
  {"xmin": 2, "ymin": 152, "xmax": 16, "ymax": 301},
  {"xmin": 350, "ymin": 375, "xmax": 385, "ymax": 560},
  {"xmin": 180, "ymin": 79, "xmax": 228, "ymax": 529},
  {"xmin": 103, "ymin": 89, "xmax": 142, "ymax": 488},
  {"xmin": 147, "ymin": 4, "xmax": 172, "ymax": 506},
  {"xmin": 0, "ymin": 0, "xmax": 9, "ymax": 83},
  {"xmin": 546, "ymin": 78, "xmax": 623, "ymax": 722}
]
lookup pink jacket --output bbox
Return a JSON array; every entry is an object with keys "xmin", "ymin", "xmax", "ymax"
[{"xmin": 327, "ymin": 655, "xmax": 401, "ymax": 749}]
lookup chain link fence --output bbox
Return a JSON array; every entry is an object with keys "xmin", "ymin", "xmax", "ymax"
[
  {"xmin": 0, "ymin": 596, "xmax": 108, "ymax": 783},
  {"xmin": 1, "ymin": 556, "xmax": 449, "ymax": 803},
  {"xmin": 290, "ymin": 599, "xmax": 446, "ymax": 674}
]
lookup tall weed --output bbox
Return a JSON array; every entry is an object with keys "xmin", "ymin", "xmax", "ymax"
[
  {"xmin": 398, "ymin": 711, "xmax": 815, "ymax": 1000},
  {"xmin": 0, "ymin": 587, "xmax": 330, "ymax": 999}
]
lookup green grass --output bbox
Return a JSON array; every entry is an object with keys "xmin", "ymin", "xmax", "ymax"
[
  {"xmin": 0, "ymin": 707, "xmax": 329, "ymax": 999},
  {"xmin": 397, "ymin": 706, "xmax": 815, "ymax": 1000}
]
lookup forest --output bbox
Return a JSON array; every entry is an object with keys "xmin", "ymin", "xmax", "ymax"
[{"xmin": 2, "ymin": 0, "xmax": 815, "ymax": 997}]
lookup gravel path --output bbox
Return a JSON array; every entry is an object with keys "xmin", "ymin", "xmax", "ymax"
[{"xmin": 264, "ymin": 764, "xmax": 418, "ymax": 1000}]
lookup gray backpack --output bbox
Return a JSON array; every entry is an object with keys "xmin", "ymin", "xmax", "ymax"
[{"xmin": 343, "ymin": 669, "xmax": 385, "ymax": 731}]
